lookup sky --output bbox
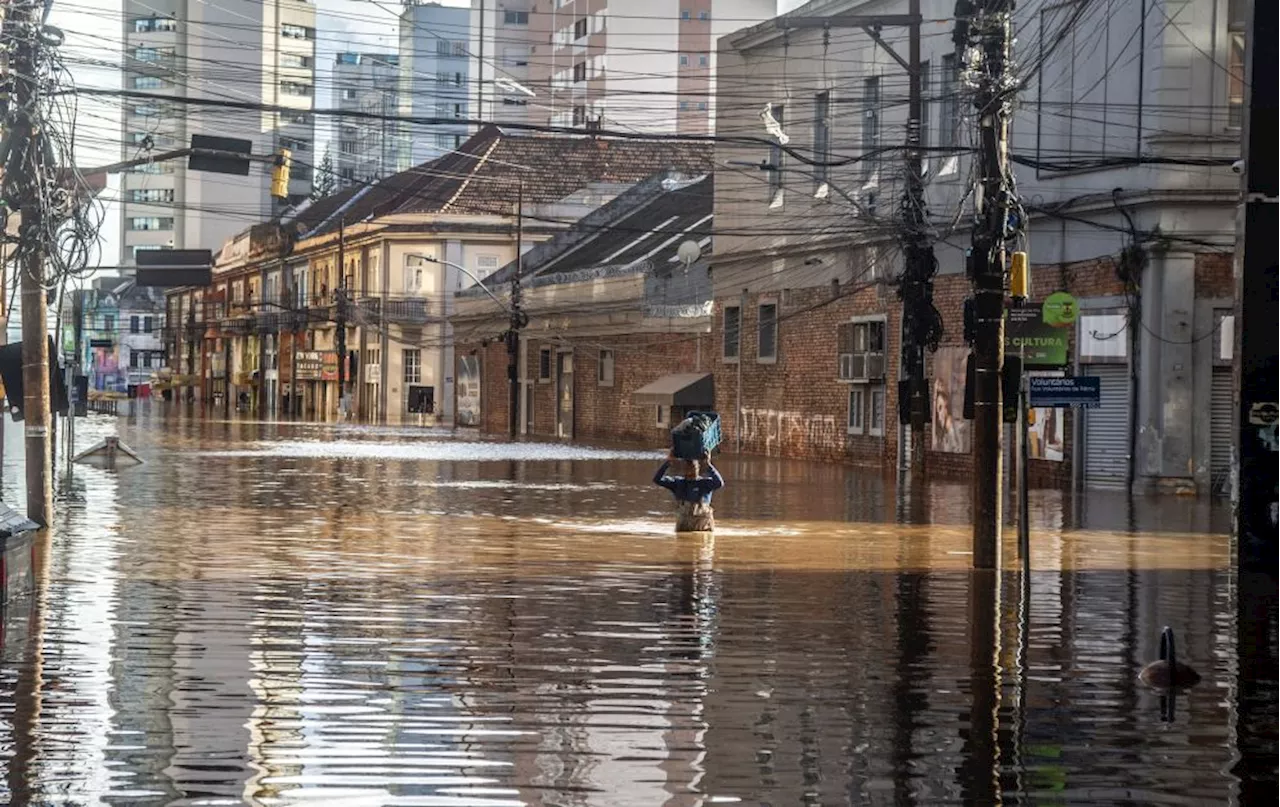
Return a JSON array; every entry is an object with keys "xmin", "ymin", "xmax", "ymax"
[{"xmin": 44, "ymin": 0, "xmax": 790, "ymax": 273}]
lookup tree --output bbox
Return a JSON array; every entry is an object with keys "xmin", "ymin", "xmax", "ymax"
[{"xmin": 311, "ymin": 146, "xmax": 337, "ymax": 200}]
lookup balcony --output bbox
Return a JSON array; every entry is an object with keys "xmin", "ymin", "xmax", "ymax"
[{"xmin": 355, "ymin": 296, "xmax": 433, "ymax": 325}]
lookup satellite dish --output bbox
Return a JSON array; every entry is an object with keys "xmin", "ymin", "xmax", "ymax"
[{"xmin": 676, "ymin": 240, "xmax": 702, "ymax": 268}]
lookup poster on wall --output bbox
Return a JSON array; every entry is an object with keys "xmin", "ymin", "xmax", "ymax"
[
  {"xmin": 456, "ymin": 355, "xmax": 481, "ymax": 426},
  {"xmin": 1029, "ymin": 407, "xmax": 1065, "ymax": 462},
  {"xmin": 931, "ymin": 347, "xmax": 971, "ymax": 454}
]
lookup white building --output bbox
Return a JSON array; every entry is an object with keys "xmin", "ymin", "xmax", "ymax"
[
  {"xmin": 468, "ymin": 0, "xmax": 777, "ymax": 134},
  {"xmin": 120, "ymin": 0, "xmax": 317, "ymax": 266},
  {"xmin": 332, "ymin": 52, "xmax": 402, "ymax": 188}
]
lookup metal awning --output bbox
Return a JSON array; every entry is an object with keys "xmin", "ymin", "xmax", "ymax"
[{"xmin": 632, "ymin": 373, "xmax": 714, "ymax": 407}]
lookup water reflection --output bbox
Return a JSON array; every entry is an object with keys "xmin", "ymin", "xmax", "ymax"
[{"xmin": 0, "ymin": 412, "xmax": 1257, "ymax": 805}]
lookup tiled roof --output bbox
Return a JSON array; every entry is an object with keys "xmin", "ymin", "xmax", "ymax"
[{"xmin": 295, "ymin": 127, "xmax": 713, "ymax": 239}]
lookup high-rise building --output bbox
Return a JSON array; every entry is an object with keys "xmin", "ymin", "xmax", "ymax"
[
  {"xmin": 332, "ymin": 53, "xmax": 401, "ymax": 188},
  {"xmin": 468, "ymin": 0, "xmax": 776, "ymax": 134},
  {"xmin": 398, "ymin": 2, "xmax": 472, "ymax": 170},
  {"xmin": 120, "ymin": 1, "xmax": 317, "ymax": 266}
]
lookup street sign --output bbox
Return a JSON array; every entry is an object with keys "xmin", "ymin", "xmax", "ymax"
[
  {"xmin": 1029, "ymin": 376, "xmax": 1101, "ymax": 408},
  {"xmin": 189, "ymin": 134, "xmax": 253, "ymax": 176},
  {"xmin": 136, "ymin": 249, "xmax": 214, "ymax": 287},
  {"xmin": 1249, "ymin": 402, "xmax": 1278, "ymax": 426}
]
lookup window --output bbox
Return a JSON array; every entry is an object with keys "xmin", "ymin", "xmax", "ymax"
[
  {"xmin": 572, "ymin": 104, "xmax": 587, "ymax": 126},
  {"xmin": 130, "ymin": 316, "xmax": 141, "ymax": 334},
  {"xmin": 128, "ymin": 161, "xmax": 175, "ymax": 175},
  {"xmin": 679, "ymin": 100, "xmax": 690, "ymax": 111},
  {"xmin": 679, "ymin": 54, "xmax": 690, "ymax": 66},
  {"xmin": 128, "ymin": 216, "xmax": 174, "ymax": 230},
  {"xmin": 454, "ymin": 72, "xmax": 464, "ymax": 87},
  {"xmin": 837, "ymin": 319, "xmax": 887, "ymax": 380},
  {"xmin": 144, "ymin": 316, "xmax": 154, "ymax": 333},
  {"xmin": 129, "ymin": 103, "xmax": 164, "ymax": 117},
  {"xmin": 130, "ymin": 351, "xmax": 139, "ymax": 369},
  {"xmin": 939, "ymin": 54, "xmax": 959, "ymax": 148},
  {"xmin": 403, "ymin": 349, "xmax": 421, "ymax": 384},
  {"xmin": 698, "ymin": 53, "xmax": 709, "ymax": 67},
  {"xmin": 697, "ymin": 101, "xmax": 708, "ymax": 111},
  {"xmin": 281, "ymin": 24, "xmax": 312, "ymax": 40},
  {"xmin": 127, "ymin": 188, "xmax": 174, "ymax": 203},
  {"xmin": 132, "ymin": 76, "xmax": 165, "ymax": 90},
  {"xmin": 848, "ymin": 387, "xmax": 866, "ymax": 434},
  {"xmin": 504, "ymin": 10, "xmax": 529, "ymax": 25},
  {"xmin": 287, "ymin": 111, "xmax": 313, "ymax": 126},
  {"xmin": 437, "ymin": 40, "xmax": 452, "ymax": 57},
  {"xmin": 279, "ymin": 137, "xmax": 310, "ymax": 152},
  {"xmin": 723, "ymin": 305, "xmax": 741, "ymax": 361},
  {"xmin": 453, "ymin": 41, "xmax": 467, "ymax": 57},
  {"xmin": 656, "ymin": 405, "xmax": 670, "ymax": 428},
  {"xmin": 1228, "ymin": 0, "xmax": 1247, "ymax": 127},
  {"xmin": 475, "ymin": 254, "xmax": 500, "ymax": 271},
  {"xmin": 758, "ymin": 302, "xmax": 778, "ymax": 362},
  {"xmin": 434, "ymin": 133, "xmax": 453, "ymax": 149},
  {"xmin": 132, "ymin": 47, "xmax": 166, "ymax": 62},
  {"xmin": 574, "ymin": 17, "xmax": 588, "ymax": 39},
  {"xmin": 104, "ymin": 315, "xmax": 115, "ymax": 333},
  {"xmin": 143, "ymin": 352, "xmax": 154, "ymax": 369},
  {"xmin": 281, "ymin": 53, "xmax": 312, "ymax": 69},
  {"xmin": 281, "ymin": 81, "xmax": 312, "ymax": 96},
  {"xmin": 573, "ymin": 61, "xmax": 587, "ymax": 83},
  {"xmin": 538, "ymin": 348, "xmax": 552, "ymax": 381},
  {"xmin": 862, "ymin": 76, "xmax": 881, "ymax": 167},
  {"xmin": 339, "ymin": 139, "xmax": 357, "ymax": 154},
  {"xmin": 870, "ymin": 386, "xmax": 885, "ymax": 436},
  {"xmin": 134, "ymin": 17, "xmax": 176, "ymax": 33},
  {"xmin": 453, "ymin": 103, "xmax": 464, "ymax": 119},
  {"xmin": 681, "ymin": 9, "xmax": 691, "ymax": 20},
  {"xmin": 598, "ymin": 349, "xmax": 614, "ymax": 386},
  {"xmin": 768, "ymin": 104, "xmax": 785, "ymax": 201},
  {"xmin": 813, "ymin": 91, "xmax": 830, "ymax": 187}
]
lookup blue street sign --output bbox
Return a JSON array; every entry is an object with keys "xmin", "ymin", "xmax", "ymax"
[{"xmin": 1029, "ymin": 376, "xmax": 1102, "ymax": 408}]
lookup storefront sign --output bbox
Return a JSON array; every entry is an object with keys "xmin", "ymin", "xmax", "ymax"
[{"xmin": 1006, "ymin": 296, "xmax": 1075, "ymax": 369}]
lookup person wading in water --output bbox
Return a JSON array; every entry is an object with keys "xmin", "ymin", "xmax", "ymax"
[{"xmin": 653, "ymin": 452, "xmax": 724, "ymax": 532}]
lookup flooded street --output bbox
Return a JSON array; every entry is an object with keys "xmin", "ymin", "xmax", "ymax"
[{"xmin": 0, "ymin": 412, "xmax": 1257, "ymax": 805}]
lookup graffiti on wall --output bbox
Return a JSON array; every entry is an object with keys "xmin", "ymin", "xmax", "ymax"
[{"xmin": 740, "ymin": 408, "xmax": 841, "ymax": 455}]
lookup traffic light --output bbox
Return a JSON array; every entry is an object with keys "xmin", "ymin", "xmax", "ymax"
[{"xmin": 270, "ymin": 148, "xmax": 292, "ymax": 198}]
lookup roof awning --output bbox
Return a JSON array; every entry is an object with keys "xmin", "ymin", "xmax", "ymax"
[{"xmin": 632, "ymin": 373, "xmax": 713, "ymax": 407}]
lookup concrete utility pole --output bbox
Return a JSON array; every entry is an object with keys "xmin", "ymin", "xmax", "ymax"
[
  {"xmin": 335, "ymin": 218, "xmax": 347, "ymax": 418},
  {"xmin": 966, "ymin": 0, "xmax": 1016, "ymax": 568},
  {"xmin": 507, "ymin": 181, "xmax": 524, "ymax": 438},
  {"xmin": 5, "ymin": 0, "xmax": 54, "ymax": 524},
  {"xmin": 1233, "ymin": 0, "xmax": 1277, "ymax": 571}
]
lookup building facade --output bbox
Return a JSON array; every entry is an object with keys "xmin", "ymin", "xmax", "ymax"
[
  {"xmin": 81, "ymin": 277, "xmax": 166, "ymax": 395},
  {"xmin": 398, "ymin": 1, "xmax": 472, "ymax": 169},
  {"xmin": 332, "ymin": 52, "xmax": 401, "ymax": 188},
  {"xmin": 703, "ymin": 0, "xmax": 1242, "ymax": 495},
  {"xmin": 121, "ymin": 0, "xmax": 316, "ymax": 266},
  {"xmin": 467, "ymin": 0, "xmax": 776, "ymax": 134}
]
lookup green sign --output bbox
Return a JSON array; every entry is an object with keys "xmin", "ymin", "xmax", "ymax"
[
  {"xmin": 1042, "ymin": 291, "xmax": 1079, "ymax": 327},
  {"xmin": 1006, "ymin": 297, "xmax": 1072, "ymax": 369}
]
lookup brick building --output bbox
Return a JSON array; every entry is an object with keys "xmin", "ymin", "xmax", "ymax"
[{"xmin": 453, "ymin": 171, "xmax": 716, "ymax": 444}]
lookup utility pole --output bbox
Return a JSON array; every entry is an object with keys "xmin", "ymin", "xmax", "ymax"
[
  {"xmin": 507, "ymin": 181, "xmax": 523, "ymax": 438},
  {"xmin": 965, "ymin": 0, "xmax": 1016, "ymax": 569},
  {"xmin": 6, "ymin": 0, "xmax": 54, "ymax": 524},
  {"xmin": 335, "ymin": 218, "xmax": 347, "ymax": 419},
  {"xmin": 1234, "ymin": 0, "xmax": 1277, "ymax": 572}
]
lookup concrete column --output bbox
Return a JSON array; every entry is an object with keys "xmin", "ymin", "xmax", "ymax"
[
  {"xmin": 1136, "ymin": 251, "xmax": 1197, "ymax": 492},
  {"xmin": 442, "ymin": 239, "xmax": 463, "ymax": 425}
]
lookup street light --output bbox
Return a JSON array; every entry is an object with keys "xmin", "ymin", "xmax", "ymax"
[{"xmin": 415, "ymin": 255, "xmax": 511, "ymax": 312}]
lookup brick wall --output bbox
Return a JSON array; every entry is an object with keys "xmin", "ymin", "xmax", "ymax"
[
  {"xmin": 1194, "ymin": 252, "xmax": 1234, "ymax": 298},
  {"xmin": 710, "ymin": 282, "xmax": 903, "ymax": 467}
]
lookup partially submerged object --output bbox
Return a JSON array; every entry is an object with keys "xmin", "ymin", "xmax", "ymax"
[
  {"xmin": 72, "ymin": 436, "xmax": 144, "ymax": 468},
  {"xmin": 1139, "ymin": 626, "xmax": 1201, "ymax": 689}
]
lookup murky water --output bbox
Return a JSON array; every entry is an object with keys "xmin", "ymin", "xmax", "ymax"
[{"xmin": 0, "ymin": 409, "xmax": 1258, "ymax": 805}]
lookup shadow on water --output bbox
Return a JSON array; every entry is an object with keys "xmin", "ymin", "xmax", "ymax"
[{"xmin": 0, "ymin": 410, "xmax": 1270, "ymax": 805}]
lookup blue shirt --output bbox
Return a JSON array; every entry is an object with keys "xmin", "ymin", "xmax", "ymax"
[{"xmin": 653, "ymin": 461, "xmax": 724, "ymax": 504}]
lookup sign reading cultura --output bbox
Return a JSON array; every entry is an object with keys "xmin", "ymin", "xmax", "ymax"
[{"xmin": 1006, "ymin": 292, "xmax": 1077, "ymax": 369}]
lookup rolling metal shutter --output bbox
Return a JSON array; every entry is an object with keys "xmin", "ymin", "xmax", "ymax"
[
  {"xmin": 1210, "ymin": 367, "xmax": 1234, "ymax": 496},
  {"xmin": 1082, "ymin": 364, "xmax": 1130, "ymax": 489}
]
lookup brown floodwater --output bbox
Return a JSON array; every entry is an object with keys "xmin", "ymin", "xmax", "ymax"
[{"xmin": 0, "ymin": 410, "xmax": 1255, "ymax": 805}]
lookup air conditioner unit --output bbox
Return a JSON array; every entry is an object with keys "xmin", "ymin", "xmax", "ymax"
[
  {"xmin": 866, "ymin": 352, "xmax": 886, "ymax": 380},
  {"xmin": 839, "ymin": 353, "xmax": 854, "ymax": 380}
]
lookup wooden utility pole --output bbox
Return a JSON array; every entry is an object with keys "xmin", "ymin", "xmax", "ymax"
[
  {"xmin": 6, "ymin": 0, "xmax": 54, "ymax": 524},
  {"xmin": 1234, "ymin": 0, "xmax": 1277, "ymax": 571},
  {"xmin": 967, "ymin": 0, "xmax": 1016, "ymax": 568},
  {"xmin": 507, "ymin": 182, "xmax": 523, "ymax": 438}
]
